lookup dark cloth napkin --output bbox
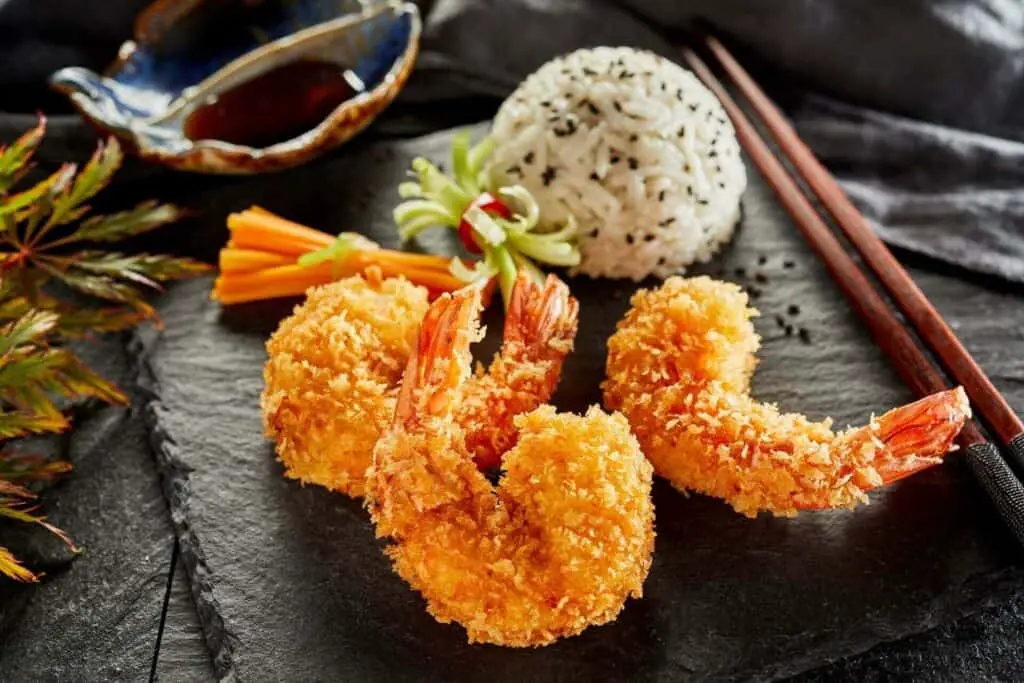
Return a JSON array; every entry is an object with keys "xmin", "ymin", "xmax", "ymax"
[{"xmin": 1, "ymin": 0, "xmax": 1023, "ymax": 283}]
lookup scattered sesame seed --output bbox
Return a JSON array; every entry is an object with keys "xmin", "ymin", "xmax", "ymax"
[
  {"xmin": 586, "ymin": 101, "xmax": 600, "ymax": 115},
  {"xmin": 626, "ymin": 234, "xmax": 635, "ymax": 245},
  {"xmin": 788, "ymin": 304, "xmax": 801, "ymax": 316},
  {"xmin": 754, "ymin": 273, "xmax": 768, "ymax": 284},
  {"xmin": 629, "ymin": 133, "xmax": 638, "ymax": 142},
  {"xmin": 785, "ymin": 324, "xmax": 794, "ymax": 336},
  {"xmin": 749, "ymin": 286, "xmax": 762, "ymax": 299},
  {"xmin": 659, "ymin": 217, "xmax": 677, "ymax": 226},
  {"xmin": 658, "ymin": 256, "xmax": 667, "ymax": 266},
  {"xmin": 611, "ymin": 155, "xmax": 621, "ymax": 164},
  {"xmin": 798, "ymin": 328, "xmax": 812, "ymax": 344},
  {"xmin": 613, "ymin": 101, "xmax": 623, "ymax": 112},
  {"xmin": 689, "ymin": 103, "xmax": 699, "ymax": 112},
  {"xmin": 677, "ymin": 126, "xmax": 686, "ymax": 137},
  {"xmin": 757, "ymin": 255, "xmax": 767, "ymax": 265},
  {"xmin": 783, "ymin": 260, "xmax": 796, "ymax": 269},
  {"xmin": 644, "ymin": 234, "xmax": 656, "ymax": 242},
  {"xmin": 583, "ymin": 67, "xmax": 598, "ymax": 77},
  {"xmin": 775, "ymin": 315, "xmax": 786, "ymax": 328},
  {"xmin": 589, "ymin": 229, "xmax": 600, "ymax": 238},
  {"xmin": 541, "ymin": 166, "xmax": 557, "ymax": 186},
  {"xmin": 735, "ymin": 267, "xmax": 746, "ymax": 277},
  {"xmin": 628, "ymin": 157, "xmax": 639, "ymax": 170},
  {"xmin": 676, "ymin": 88, "xmax": 684, "ymax": 101},
  {"xmin": 505, "ymin": 165, "xmax": 522, "ymax": 176},
  {"xmin": 718, "ymin": 182, "xmax": 726, "ymax": 189},
  {"xmin": 658, "ymin": 190, "xmax": 666, "ymax": 201},
  {"xmin": 589, "ymin": 172, "xmax": 600, "ymax": 181},
  {"xmin": 524, "ymin": 151, "xmax": 535, "ymax": 164},
  {"xmin": 541, "ymin": 100, "xmax": 551, "ymax": 107}
]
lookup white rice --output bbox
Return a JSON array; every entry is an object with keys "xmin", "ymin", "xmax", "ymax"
[{"xmin": 488, "ymin": 46, "xmax": 747, "ymax": 281}]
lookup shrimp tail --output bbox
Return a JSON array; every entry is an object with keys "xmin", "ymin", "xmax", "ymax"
[
  {"xmin": 796, "ymin": 387, "xmax": 971, "ymax": 510},
  {"xmin": 871, "ymin": 386, "xmax": 971, "ymax": 484},
  {"xmin": 395, "ymin": 285, "xmax": 482, "ymax": 426},
  {"xmin": 503, "ymin": 271, "xmax": 580, "ymax": 361}
]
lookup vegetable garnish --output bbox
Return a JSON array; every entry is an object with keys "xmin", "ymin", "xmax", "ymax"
[
  {"xmin": 212, "ymin": 207, "xmax": 483, "ymax": 304},
  {"xmin": 394, "ymin": 131, "xmax": 580, "ymax": 307}
]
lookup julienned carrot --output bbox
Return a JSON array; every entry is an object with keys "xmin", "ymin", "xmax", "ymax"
[
  {"xmin": 219, "ymin": 248, "xmax": 294, "ymax": 273},
  {"xmin": 213, "ymin": 207, "xmax": 492, "ymax": 305}
]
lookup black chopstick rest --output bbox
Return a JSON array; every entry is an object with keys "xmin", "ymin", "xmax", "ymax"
[{"xmin": 965, "ymin": 442, "xmax": 1024, "ymax": 546}]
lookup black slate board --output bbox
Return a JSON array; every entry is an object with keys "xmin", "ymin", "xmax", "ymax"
[
  {"xmin": 0, "ymin": 336, "xmax": 175, "ymax": 682},
  {"xmin": 133, "ymin": 126, "xmax": 1024, "ymax": 682}
]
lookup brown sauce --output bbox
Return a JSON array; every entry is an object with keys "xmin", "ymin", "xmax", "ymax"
[{"xmin": 184, "ymin": 59, "xmax": 364, "ymax": 148}]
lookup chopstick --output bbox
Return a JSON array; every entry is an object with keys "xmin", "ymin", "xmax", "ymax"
[
  {"xmin": 678, "ymin": 44, "xmax": 1024, "ymax": 544},
  {"xmin": 699, "ymin": 33, "xmax": 1024, "ymax": 470}
]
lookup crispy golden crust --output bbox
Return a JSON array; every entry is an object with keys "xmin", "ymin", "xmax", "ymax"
[
  {"xmin": 261, "ymin": 275, "xmax": 429, "ymax": 497},
  {"xmin": 368, "ymin": 289, "xmax": 654, "ymax": 647},
  {"xmin": 604, "ymin": 276, "xmax": 968, "ymax": 517},
  {"xmin": 371, "ymin": 406, "xmax": 654, "ymax": 647}
]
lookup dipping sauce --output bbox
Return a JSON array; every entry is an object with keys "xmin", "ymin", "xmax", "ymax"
[{"xmin": 184, "ymin": 59, "xmax": 365, "ymax": 148}]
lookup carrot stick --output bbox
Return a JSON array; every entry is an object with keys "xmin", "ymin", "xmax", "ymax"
[
  {"xmin": 219, "ymin": 248, "xmax": 294, "ymax": 273},
  {"xmin": 226, "ymin": 211, "xmax": 334, "ymax": 255}
]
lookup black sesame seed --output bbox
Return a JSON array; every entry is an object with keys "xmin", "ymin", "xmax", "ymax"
[
  {"xmin": 611, "ymin": 155, "xmax": 621, "ymax": 164},
  {"xmin": 583, "ymin": 67, "xmax": 598, "ymax": 77},
  {"xmin": 659, "ymin": 217, "xmax": 677, "ymax": 226},
  {"xmin": 589, "ymin": 172, "xmax": 600, "ymax": 181},
  {"xmin": 709, "ymin": 150, "xmax": 718, "ymax": 158},
  {"xmin": 686, "ymin": 185, "xmax": 694, "ymax": 196},
  {"xmin": 718, "ymin": 182, "xmax": 726, "ymax": 189},
  {"xmin": 798, "ymin": 328, "xmax": 812, "ymax": 344},
  {"xmin": 785, "ymin": 324, "xmax": 794, "ymax": 336},
  {"xmin": 658, "ymin": 190, "xmax": 666, "ymax": 201},
  {"xmin": 589, "ymin": 229, "xmax": 600, "ymax": 238},
  {"xmin": 613, "ymin": 101, "xmax": 623, "ymax": 112},
  {"xmin": 735, "ymin": 267, "xmax": 746, "ymax": 277},
  {"xmin": 788, "ymin": 304, "xmax": 801, "ymax": 316},
  {"xmin": 689, "ymin": 103, "xmax": 699, "ymax": 112},
  {"xmin": 757, "ymin": 255, "xmax": 767, "ymax": 265},
  {"xmin": 541, "ymin": 166, "xmax": 557, "ymax": 186},
  {"xmin": 629, "ymin": 133, "xmax": 638, "ymax": 142},
  {"xmin": 628, "ymin": 157, "xmax": 639, "ymax": 170},
  {"xmin": 586, "ymin": 100, "xmax": 600, "ymax": 115},
  {"xmin": 548, "ymin": 115, "xmax": 560, "ymax": 123},
  {"xmin": 505, "ymin": 165, "xmax": 522, "ymax": 176},
  {"xmin": 754, "ymin": 273, "xmax": 768, "ymax": 284},
  {"xmin": 626, "ymin": 234, "xmax": 635, "ymax": 245},
  {"xmin": 775, "ymin": 314, "xmax": 786, "ymax": 328},
  {"xmin": 749, "ymin": 286, "xmax": 762, "ymax": 299},
  {"xmin": 658, "ymin": 256, "xmax": 667, "ymax": 266},
  {"xmin": 677, "ymin": 126, "xmax": 686, "ymax": 137},
  {"xmin": 541, "ymin": 100, "xmax": 551, "ymax": 107},
  {"xmin": 644, "ymin": 234, "xmax": 656, "ymax": 242},
  {"xmin": 524, "ymin": 151, "xmax": 535, "ymax": 164},
  {"xmin": 676, "ymin": 88, "xmax": 684, "ymax": 101},
  {"xmin": 783, "ymin": 259, "xmax": 796, "ymax": 269},
  {"xmin": 661, "ymin": 82, "xmax": 667, "ymax": 92},
  {"xmin": 697, "ymin": 198, "xmax": 709, "ymax": 206}
]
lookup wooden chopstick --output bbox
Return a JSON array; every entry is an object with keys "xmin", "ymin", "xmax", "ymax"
[
  {"xmin": 679, "ymin": 45, "xmax": 1024, "ymax": 544},
  {"xmin": 698, "ymin": 33, "xmax": 1024, "ymax": 467}
]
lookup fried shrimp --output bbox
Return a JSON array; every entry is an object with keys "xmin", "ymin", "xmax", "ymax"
[
  {"xmin": 603, "ymin": 276, "xmax": 970, "ymax": 518},
  {"xmin": 261, "ymin": 271, "xmax": 578, "ymax": 496},
  {"xmin": 262, "ymin": 273, "xmax": 429, "ymax": 497},
  {"xmin": 367, "ymin": 285, "xmax": 654, "ymax": 647}
]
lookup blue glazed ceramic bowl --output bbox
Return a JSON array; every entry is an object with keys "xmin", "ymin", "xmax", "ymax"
[{"xmin": 49, "ymin": 0, "xmax": 420, "ymax": 173}]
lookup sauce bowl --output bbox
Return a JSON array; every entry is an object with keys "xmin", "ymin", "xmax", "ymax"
[{"xmin": 49, "ymin": 0, "xmax": 420, "ymax": 174}]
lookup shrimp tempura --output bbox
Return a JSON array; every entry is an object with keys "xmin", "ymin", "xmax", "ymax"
[
  {"xmin": 604, "ymin": 276, "xmax": 969, "ymax": 517},
  {"xmin": 368, "ymin": 285, "xmax": 654, "ymax": 647}
]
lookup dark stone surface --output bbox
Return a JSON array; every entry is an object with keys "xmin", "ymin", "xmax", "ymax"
[
  {"xmin": 132, "ymin": 127, "xmax": 1024, "ymax": 682},
  {"xmin": 0, "ymin": 336, "xmax": 175, "ymax": 682},
  {"xmin": 154, "ymin": 546, "xmax": 217, "ymax": 683}
]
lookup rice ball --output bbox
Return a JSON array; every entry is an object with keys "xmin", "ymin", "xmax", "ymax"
[{"xmin": 488, "ymin": 46, "xmax": 746, "ymax": 281}]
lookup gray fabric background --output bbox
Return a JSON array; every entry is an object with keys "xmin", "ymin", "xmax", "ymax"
[{"xmin": 3, "ymin": 0, "xmax": 1020, "ymax": 284}]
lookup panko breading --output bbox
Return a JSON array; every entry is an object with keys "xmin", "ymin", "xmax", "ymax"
[
  {"xmin": 604, "ymin": 276, "xmax": 969, "ymax": 517},
  {"xmin": 262, "ymin": 274, "xmax": 429, "ymax": 497},
  {"xmin": 261, "ymin": 272, "xmax": 579, "ymax": 496},
  {"xmin": 367, "ymin": 286, "xmax": 654, "ymax": 647}
]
